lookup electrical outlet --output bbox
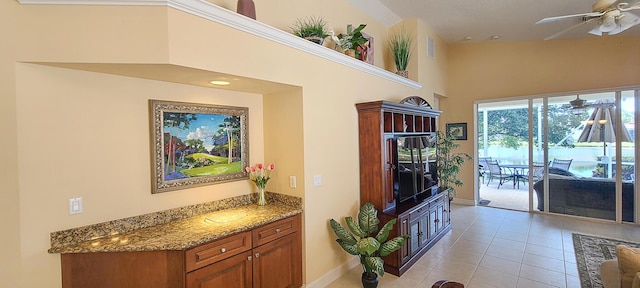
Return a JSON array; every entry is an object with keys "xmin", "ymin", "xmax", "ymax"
[
  {"xmin": 289, "ymin": 176, "xmax": 297, "ymax": 188},
  {"xmin": 69, "ymin": 198, "xmax": 83, "ymax": 215}
]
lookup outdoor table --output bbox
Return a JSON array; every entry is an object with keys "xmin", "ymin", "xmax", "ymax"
[{"xmin": 501, "ymin": 164, "xmax": 529, "ymax": 189}]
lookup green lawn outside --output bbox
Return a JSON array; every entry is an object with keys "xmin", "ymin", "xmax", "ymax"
[{"xmin": 180, "ymin": 160, "xmax": 242, "ymax": 177}]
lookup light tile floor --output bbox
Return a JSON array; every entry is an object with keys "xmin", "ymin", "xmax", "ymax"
[{"xmin": 326, "ymin": 204, "xmax": 640, "ymax": 288}]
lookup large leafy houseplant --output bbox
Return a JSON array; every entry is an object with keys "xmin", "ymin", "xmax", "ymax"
[
  {"xmin": 338, "ymin": 24, "xmax": 368, "ymax": 59},
  {"xmin": 436, "ymin": 129, "xmax": 472, "ymax": 197},
  {"xmin": 329, "ymin": 202, "xmax": 408, "ymax": 283}
]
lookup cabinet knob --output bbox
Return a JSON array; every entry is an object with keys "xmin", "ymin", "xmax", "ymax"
[
  {"xmin": 275, "ymin": 228, "xmax": 281, "ymax": 233},
  {"xmin": 435, "ymin": 219, "xmax": 440, "ymax": 223},
  {"xmin": 220, "ymin": 248, "xmax": 226, "ymax": 253},
  {"xmin": 402, "ymin": 220, "xmax": 407, "ymax": 224},
  {"xmin": 247, "ymin": 256, "xmax": 252, "ymax": 261},
  {"xmin": 255, "ymin": 253, "xmax": 260, "ymax": 258}
]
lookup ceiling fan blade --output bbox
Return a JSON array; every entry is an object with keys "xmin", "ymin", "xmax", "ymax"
[
  {"xmin": 536, "ymin": 11, "xmax": 604, "ymax": 24},
  {"xmin": 545, "ymin": 18, "xmax": 598, "ymax": 40}
]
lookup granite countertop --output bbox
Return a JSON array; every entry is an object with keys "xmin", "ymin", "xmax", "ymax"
[{"xmin": 49, "ymin": 193, "xmax": 302, "ymax": 254}]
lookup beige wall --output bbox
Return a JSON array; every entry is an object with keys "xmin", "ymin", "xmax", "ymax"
[
  {"xmin": 1, "ymin": 2, "xmax": 21, "ymax": 287},
  {"xmin": 2, "ymin": 1, "xmax": 444, "ymax": 287},
  {"xmin": 443, "ymin": 37, "xmax": 640, "ymax": 203}
]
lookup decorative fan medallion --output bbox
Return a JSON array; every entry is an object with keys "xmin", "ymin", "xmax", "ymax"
[{"xmin": 400, "ymin": 96, "xmax": 432, "ymax": 108}]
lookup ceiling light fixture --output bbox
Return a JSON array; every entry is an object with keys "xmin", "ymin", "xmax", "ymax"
[
  {"xmin": 490, "ymin": 35, "xmax": 500, "ymax": 40},
  {"xmin": 599, "ymin": 12, "xmax": 618, "ymax": 32},
  {"xmin": 210, "ymin": 80, "xmax": 230, "ymax": 86}
]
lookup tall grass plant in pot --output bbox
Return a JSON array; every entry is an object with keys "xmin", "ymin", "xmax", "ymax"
[
  {"xmin": 389, "ymin": 28, "xmax": 413, "ymax": 78},
  {"xmin": 290, "ymin": 16, "xmax": 329, "ymax": 45}
]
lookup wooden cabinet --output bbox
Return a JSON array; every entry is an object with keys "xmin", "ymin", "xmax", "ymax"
[
  {"xmin": 61, "ymin": 214, "xmax": 302, "ymax": 288},
  {"xmin": 356, "ymin": 100, "xmax": 450, "ymax": 276}
]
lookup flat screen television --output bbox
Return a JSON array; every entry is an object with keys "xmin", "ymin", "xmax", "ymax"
[{"xmin": 394, "ymin": 134, "xmax": 438, "ymax": 205}]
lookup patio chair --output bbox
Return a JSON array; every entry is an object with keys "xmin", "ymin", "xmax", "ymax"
[
  {"xmin": 486, "ymin": 160, "xmax": 512, "ymax": 189},
  {"xmin": 478, "ymin": 157, "xmax": 492, "ymax": 184},
  {"xmin": 530, "ymin": 161, "xmax": 546, "ymax": 182},
  {"xmin": 550, "ymin": 158, "xmax": 572, "ymax": 171}
]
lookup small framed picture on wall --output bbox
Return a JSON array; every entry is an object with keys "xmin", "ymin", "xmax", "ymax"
[{"xmin": 446, "ymin": 123, "xmax": 467, "ymax": 140}]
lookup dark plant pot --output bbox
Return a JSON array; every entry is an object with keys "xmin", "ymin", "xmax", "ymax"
[
  {"xmin": 304, "ymin": 36, "xmax": 324, "ymax": 45},
  {"xmin": 361, "ymin": 272, "xmax": 379, "ymax": 288}
]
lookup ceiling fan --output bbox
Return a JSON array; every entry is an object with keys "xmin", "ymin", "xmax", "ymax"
[{"xmin": 536, "ymin": 0, "xmax": 640, "ymax": 40}]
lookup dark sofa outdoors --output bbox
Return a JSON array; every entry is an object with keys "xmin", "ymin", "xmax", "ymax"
[{"xmin": 532, "ymin": 168, "xmax": 634, "ymax": 222}]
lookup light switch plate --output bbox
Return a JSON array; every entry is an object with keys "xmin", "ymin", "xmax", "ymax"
[
  {"xmin": 289, "ymin": 176, "xmax": 297, "ymax": 188},
  {"xmin": 69, "ymin": 198, "xmax": 83, "ymax": 215},
  {"xmin": 313, "ymin": 175, "xmax": 322, "ymax": 187}
]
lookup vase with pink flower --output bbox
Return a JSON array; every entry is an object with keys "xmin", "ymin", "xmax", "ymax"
[{"xmin": 245, "ymin": 163, "xmax": 275, "ymax": 206}]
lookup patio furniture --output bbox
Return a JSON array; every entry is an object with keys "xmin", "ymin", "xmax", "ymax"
[
  {"xmin": 478, "ymin": 157, "xmax": 492, "ymax": 184},
  {"xmin": 486, "ymin": 160, "xmax": 512, "ymax": 189},
  {"xmin": 530, "ymin": 161, "xmax": 546, "ymax": 182},
  {"xmin": 501, "ymin": 164, "xmax": 528, "ymax": 189},
  {"xmin": 532, "ymin": 172, "xmax": 634, "ymax": 222},
  {"xmin": 550, "ymin": 158, "xmax": 572, "ymax": 171}
]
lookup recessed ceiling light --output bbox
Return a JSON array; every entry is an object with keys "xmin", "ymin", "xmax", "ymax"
[
  {"xmin": 464, "ymin": 36, "xmax": 472, "ymax": 41},
  {"xmin": 210, "ymin": 80, "xmax": 230, "ymax": 86},
  {"xmin": 491, "ymin": 35, "xmax": 501, "ymax": 40}
]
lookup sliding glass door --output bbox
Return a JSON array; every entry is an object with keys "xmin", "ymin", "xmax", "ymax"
[{"xmin": 476, "ymin": 89, "xmax": 637, "ymax": 223}]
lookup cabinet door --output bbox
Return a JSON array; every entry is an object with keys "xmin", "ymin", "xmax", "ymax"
[
  {"xmin": 252, "ymin": 232, "xmax": 302, "ymax": 288},
  {"xmin": 186, "ymin": 251, "xmax": 252, "ymax": 288},
  {"xmin": 398, "ymin": 215, "xmax": 411, "ymax": 265},
  {"xmin": 421, "ymin": 210, "xmax": 432, "ymax": 246},
  {"xmin": 435, "ymin": 203, "xmax": 444, "ymax": 233},
  {"xmin": 443, "ymin": 195, "xmax": 450, "ymax": 226},
  {"xmin": 408, "ymin": 217, "xmax": 421, "ymax": 256}
]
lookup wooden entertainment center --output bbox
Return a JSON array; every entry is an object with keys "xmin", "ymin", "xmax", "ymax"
[{"xmin": 356, "ymin": 100, "xmax": 451, "ymax": 276}]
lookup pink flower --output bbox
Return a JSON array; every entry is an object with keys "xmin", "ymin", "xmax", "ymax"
[
  {"xmin": 257, "ymin": 163, "xmax": 263, "ymax": 169},
  {"xmin": 245, "ymin": 167, "xmax": 251, "ymax": 173},
  {"xmin": 251, "ymin": 167, "xmax": 257, "ymax": 172},
  {"xmin": 268, "ymin": 164, "xmax": 275, "ymax": 170}
]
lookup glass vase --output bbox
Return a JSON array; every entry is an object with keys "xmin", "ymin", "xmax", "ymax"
[{"xmin": 257, "ymin": 186, "xmax": 267, "ymax": 206}]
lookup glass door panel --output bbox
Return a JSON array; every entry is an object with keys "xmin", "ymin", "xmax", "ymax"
[{"xmin": 477, "ymin": 100, "xmax": 531, "ymax": 211}]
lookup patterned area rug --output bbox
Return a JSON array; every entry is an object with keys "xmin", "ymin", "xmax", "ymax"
[{"xmin": 573, "ymin": 233, "xmax": 640, "ymax": 288}]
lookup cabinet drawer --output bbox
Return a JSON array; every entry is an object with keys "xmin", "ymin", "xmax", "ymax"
[
  {"xmin": 409, "ymin": 204, "xmax": 429, "ymax": 221},
  {"xmin": 253, "ymin": 215, "xmax": 299, "ymax": 247},
  {"xmin": 185, "ymin": 231, "xmax": 252, "ymax": 272}
]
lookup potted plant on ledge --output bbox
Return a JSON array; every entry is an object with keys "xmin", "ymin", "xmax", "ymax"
[
  {"xmin": 337, "ymin": 24, "xmax": 368, "ymax": 59},
  {"xmin": 389, "ymin": 28, "xmax": 413, "ymax": 78},
  {"xmin": 329, "ymin": 202, "xmax": 408, "ymax": 288},
  {"xmin": 436, "ymin": 129, "xmax": 472, "ymax": 200},
  {"xmin": 290, "ymin": 16, "xmax": 329, "ymax": 45}
]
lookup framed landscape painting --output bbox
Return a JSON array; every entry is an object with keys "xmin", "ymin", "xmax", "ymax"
[{"xmin": 149, "ymin": 100, "xmax": 249, "ymax": 194}]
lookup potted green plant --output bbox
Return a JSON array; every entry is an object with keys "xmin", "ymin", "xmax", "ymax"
[
  {"xmin": 338, "ymin": 24, "xmax": 368, "ymax": 59},
  {"xmin": 329, "ymin": 202, "xmax": 408, "ymax": 288},
  {"xmin": 290, "ymin": 16, "xmax": 329, "ymax": 45},
  {"xmin": 389, "ymin": 28, "xmax": 413, "ymax": 78},
  {"xmin": 436, "ymin": 129, "xmax": 472, "ymax": 199}
]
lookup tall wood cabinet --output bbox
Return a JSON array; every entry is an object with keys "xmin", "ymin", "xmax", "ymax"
[{"xmin": 356, "ymin": 100, "xmax": 451, "ymax": 276}]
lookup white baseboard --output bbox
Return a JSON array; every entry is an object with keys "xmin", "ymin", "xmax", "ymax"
[{"xmin": 305, "ymin": 257, "xmax": 360, "ymax": 288}]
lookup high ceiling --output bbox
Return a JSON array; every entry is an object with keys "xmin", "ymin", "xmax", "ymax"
[{"xmin": 350, "ymin": 0, "xmax": 640, "ymax": 43}]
